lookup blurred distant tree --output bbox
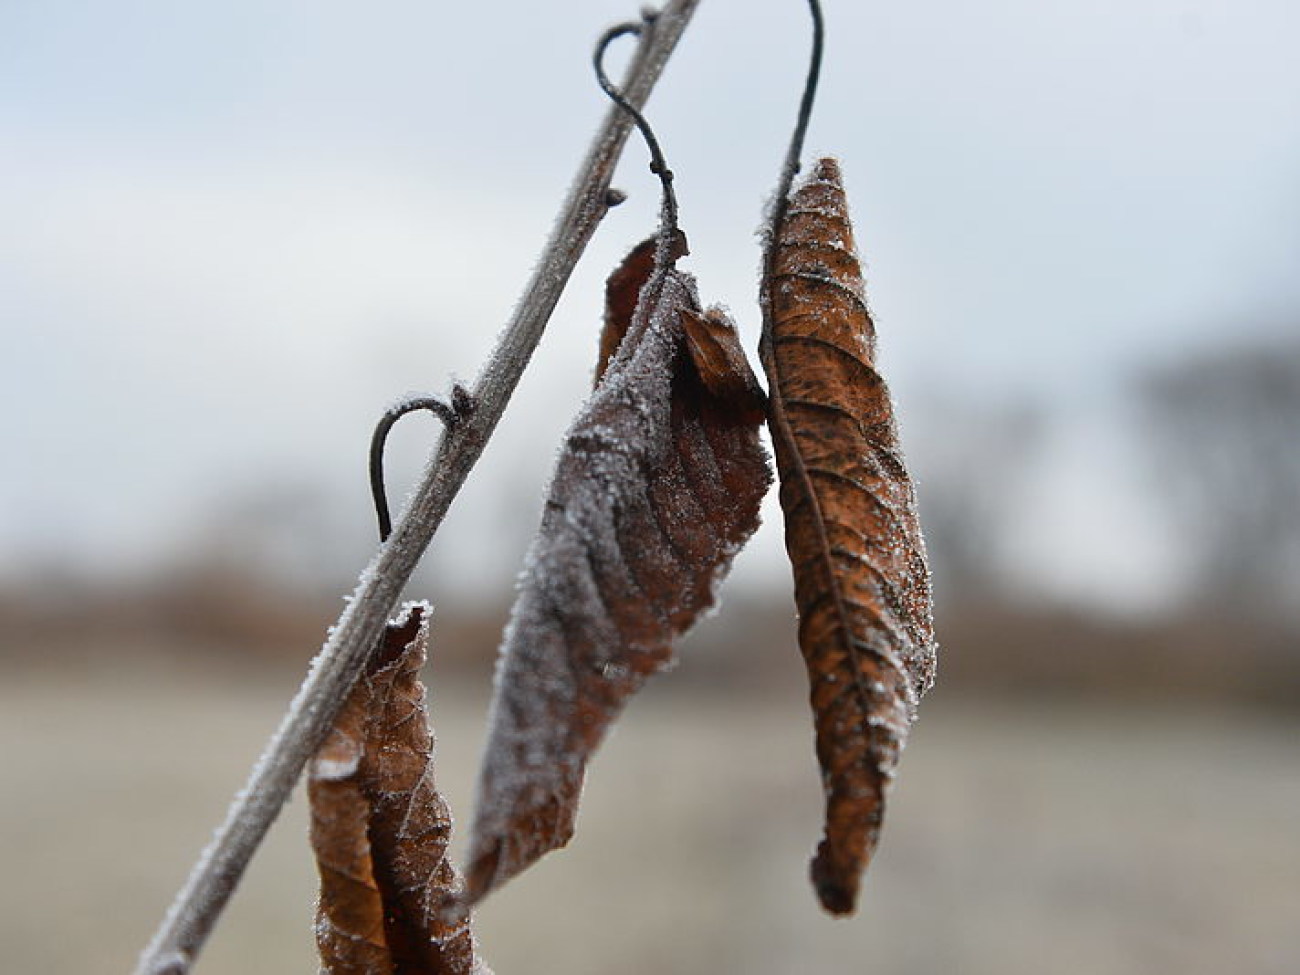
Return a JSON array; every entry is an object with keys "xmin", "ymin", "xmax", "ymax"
[
  {"xmin": 911, "ymin": 399, "xmax": 1045, "ymax": 603},
  {"xmin": 183, "ymin": 480, "xmax": 359, "ymax": 596},
  {"xmin": 1139, "ymin": 333, "xmax": 1300, "ymax": 625}
]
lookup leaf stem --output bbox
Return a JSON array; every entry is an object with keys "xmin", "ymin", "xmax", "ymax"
[
  {"xmin": 760, "ymin": 0, "xmax": 824, "ymax": 312},
  {"xmin": 594, "ymin": 21, "xmax": 681, "ymax": 272},
  {"xmin": 134, "ymin": 4, "xmax": 701, "ymax": 972}
]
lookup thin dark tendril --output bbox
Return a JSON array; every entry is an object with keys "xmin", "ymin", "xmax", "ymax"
[
  {"xmin": 774, "ymin": 0, "xmax": 825, "ymax": 215},
  {"xmin": 369, "ymin": 395, "xmax": 460, "ymax": 541},
  {"xmin": 594, "ymin": 19, "xmax": 680, "ymax": 268},
  {"xmin": 764, "ymin": 0, "xmax": 825, "ymax": 302}
]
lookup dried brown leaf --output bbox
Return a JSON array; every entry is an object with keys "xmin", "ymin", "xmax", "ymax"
[
  {"xmin": 309, "ymin": 603, "xmax": 488, "ymax": 975},
  {"xmin": 759, "ymin": 157, "xmax": 936, "ymax": 916},
  {"xmin": 466, "ymin": 240, "xmax": 771, "ymax": 903},
  {"xmin": 680, "ymin": 306, "xmax": 768, "ymax": 423}
]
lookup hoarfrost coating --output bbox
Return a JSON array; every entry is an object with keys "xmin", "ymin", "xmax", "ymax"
[{"xmin": 466, "ymin": 244, "xmax": 770, "ymax": 902}]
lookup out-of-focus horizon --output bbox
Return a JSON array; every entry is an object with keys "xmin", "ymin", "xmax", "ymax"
[{"xmin": 3, "ymin": 0, "xmax": 1299, "ymax": 622}]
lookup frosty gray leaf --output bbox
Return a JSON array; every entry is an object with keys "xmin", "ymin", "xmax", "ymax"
[{"xmin": 465, "ymin": 241, "xmax": 771, "ymax": 902}]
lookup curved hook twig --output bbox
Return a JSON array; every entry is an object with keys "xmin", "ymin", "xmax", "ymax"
[
  {"xmin": 369, "ymin": 389, "xmax": 471, "ymax": 541},
  {"xmin": 595, "ymin": 19, "xmax": 680, "ymax": 267}
]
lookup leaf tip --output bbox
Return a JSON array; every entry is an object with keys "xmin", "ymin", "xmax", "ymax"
[
  {"xmin": 463, "ymin": 845, "xmax": 500, "ymax": 908},
  {"xmin": 808, "ymin": 154, "xmax": 842, "ymax": 184},
  {"xmin": 465, "ymin": 787, "xmax": 580, "ymax": 907},
  {"xmin": 811, "ymin": 845, "xmax": 860, "ymax": 917}
]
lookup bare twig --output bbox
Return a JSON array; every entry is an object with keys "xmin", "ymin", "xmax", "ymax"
[{"xmin": 134, "ymin": 4, "xmax": 701, "ymax": 972}]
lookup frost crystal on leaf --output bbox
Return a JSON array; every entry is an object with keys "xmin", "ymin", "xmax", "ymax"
[
  {"xmin": 466, "ymin": 239, "xmax": 771, "ymax": 903},
  {"xmin": 308, "ymin": 603, "xmax": 488, "ymax": 975},
  {"xmin": 759, "ymin": 157, "xmax": 937, "ymax": 916}
]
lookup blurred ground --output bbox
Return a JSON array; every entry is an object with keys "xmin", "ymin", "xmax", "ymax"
[{"xmin": 2, "ymin": 625, "xmax": 1298, "ymax": 975}]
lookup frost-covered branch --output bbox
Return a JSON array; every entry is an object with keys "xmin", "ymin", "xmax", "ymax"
[{"xmin": 134, "ymin": 4, "xmax": 701, "ymax": 972}]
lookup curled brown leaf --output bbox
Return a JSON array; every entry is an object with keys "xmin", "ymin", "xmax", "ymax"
[
  {"xmin": 466, "ymin": 239, "xmax": 771, "ymax": 903},
  {"xmin": 309, "ymin": 604, "xmax": 487, "ymax": 975},
  {"xmin": 759, "ymin": 157, "xmax": 936, "ymax": 916}
]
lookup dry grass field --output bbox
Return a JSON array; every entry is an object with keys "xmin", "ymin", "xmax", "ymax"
[{"xmin": 2, "ymin": 652, "xmax": 1298, "ymax": 975}]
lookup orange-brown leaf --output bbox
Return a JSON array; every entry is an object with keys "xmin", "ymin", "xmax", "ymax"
[
  {"xmin": 759, "ymin": 157, "xmax": 936, "ymax": 916},
  {"xmin": 309, "ymin": 604, "xmax": 487, "ymax": 975},
  {"xmin": 466, "ymin": 241, "xmax": 771, "ymax": 903}
]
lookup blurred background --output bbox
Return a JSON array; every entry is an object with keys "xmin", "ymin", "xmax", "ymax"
[{"xmin": 2, "ymin": 1, "xmax": 1298, "ymax": 972}]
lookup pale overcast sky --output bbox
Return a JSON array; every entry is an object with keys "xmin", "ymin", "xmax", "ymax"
[{"xmin": 3, "ymin": 0, "xmax": 1299, "ymax": 609}]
